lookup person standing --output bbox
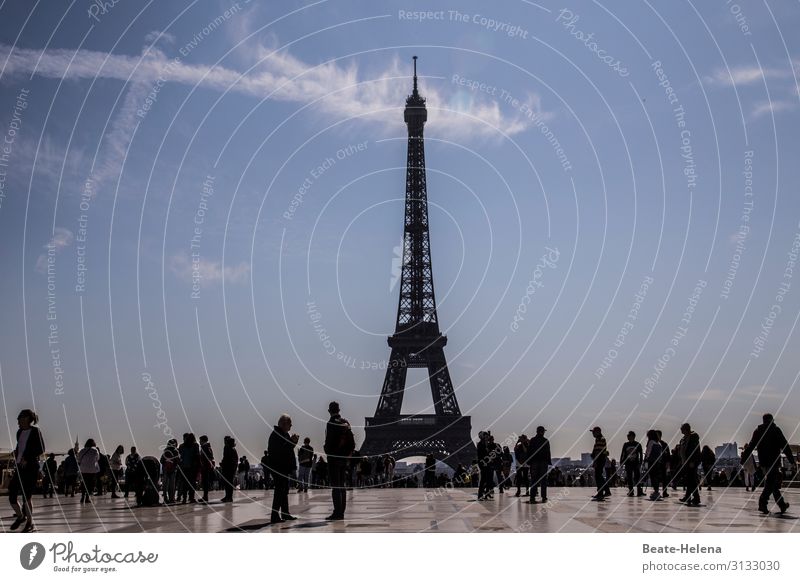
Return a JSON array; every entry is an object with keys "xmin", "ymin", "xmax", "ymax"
[
  {"xmin": 513, "ymin": 435, "xmax": 530, "ymax": 497},
  {"xmin": 267, "ymin": 414, "xmax": 299, "ymax": 524},
  {"xmin": 199, "ymin": 435, "xmax": 215, "ymax": 503},
  {"xmin": 741, "ymin": 443, "xmax": 757, "ymax": 492},
  {"xmin": 324, "ymin": 401, "xmax": 356, "ymax": 520},
  {"xmin": 746, "ymin": 414, "xmax": 797, "ymax": 514},
  {"xmin": 475, "ymin": 431, "xmax": 493, "ymax": 500},
  {"xmin": 124, "ymin": 446, "xmax": 140, "ymax": 499},
  {"xmin": 644, "ymin": 430, "xmax": 664, "ymax": 501},
  {"xmin": 77, "ymin": 439, "xmax": 100, "ymax": 504},
  {"xmin": 527, "ymin": 426, "xmax": 551, "ymax": 504},
  {"xmin": 297, "ymin": 438, "xmax": 315, "ymax": 492},
  {"xmin": 160, "ymin": 439, "xmax": 179, "ymax": 504},
  {"xmin": 679, "ymin": 423, "xmax": 702, "ymax": 506},
  {"xmin": 109, "ymin": 446, "xmax": 124, "ymax": 499},
  {"xmin": 8, "ymin": 409, "xmax": 45, "ymax": 532},
  {"xmin": 620, "ymin": 431, "xmax": 644, "ymax": 497},
  {"xmin": 42, "ymin": 453, "xmax": 57, "ymax": 499},
  {"xmin": 219, "ymin": 436, "xmax": 238, "ymax": 502},
  {"xmin": 590, "ymin": 427, "xmax": 609, "ymax": 500},
  {"xmin": 62, "ymin": 449, "xmax": 79, "ymax": 497},
  {"xmin": 655, "ymin": 431, "xmax": 671, "ymax": 498},
  {"xmin": 701, "ymin": 446, "xmax": 716, "ymax": 491},
  {"xmin": 177, "ymin": 433, "xmax": 200, "ymax": 503}
]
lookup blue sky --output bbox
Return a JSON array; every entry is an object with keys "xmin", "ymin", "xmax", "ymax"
[{"xmin": 1, "ymin": 0, "xmax": 799, "ymax": 461}]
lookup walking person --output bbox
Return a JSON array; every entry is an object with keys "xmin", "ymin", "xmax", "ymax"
[
  {"xmin": 620, "ymin": 431, "xmax": 644, "ymax": 497},
  {"xmin": 124, "ymin": 446, "xmax": 140, "ymax": 498},
  {"xmin": 678, "ymin": 423, "xmax": 702, "ymax": 506},
  {"xmin": 527, "ymin": 426, "xmax": 551, "ymax": 504},
  {"xmin": 109, "ymin": 446, "xmax": 124, "ymax": 499},
  {"xmin": 77, "ymin": 439, "xmax": 100, "ymax": 504},
  {"xmin": 501, "ymin": 446, "xmax": 514, "ymax": 490},
  {"xmin": 160, "ymin": 439, "xmax": 179, "ymax": 504},
  {"xmin": 267, "ymin": 414, "xmax": 299, "ymax": 524},
  {"xmin": 590, "ymin": 427, "xmax": 609, "ymax": 501},
  {"xmin": 745, "ymin": 414, "xmax": 797, "ymax": 514},
  {"xmin": 297, "ymin": 438, "xmax": 315, "ymax": 492},
  {"xmin": 8, "ymin": 409, "xmax": 45, "ymax": 532},
  {"xmin": 199, "ymin": 435, "xmax": 215, "ymax": 503},
  {"xmin": 741, "ymin": 443, "xmax": 757, "ymax": 492},
  {"xmin": 324, "ymin": 401, "xmax": 356, "ymax": 520},
  {"xmin": 644, "ymin": 430, "xmax": 664, "ymax": 501},
  {"xmin": 219, "ymin": 436, "xmax": 238, "ymax": 502},
  {"xmin": 513, "ymin": 435, "xmax": 530, "ymax": 497}
]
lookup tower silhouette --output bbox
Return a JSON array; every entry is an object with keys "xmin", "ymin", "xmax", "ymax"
[{"xmin": 360, "ymin": 57, "xmax": 477, "ymax": 470}]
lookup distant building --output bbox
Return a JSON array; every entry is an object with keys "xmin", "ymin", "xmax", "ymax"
[
  {"xmin": 580, "ymin": 453, "xmax": 593, "ymax": 467},
  {"xmin": 552, "ymin": 457, "xmax": 572, "ymax": 467},
  {"xmin": 715, "ymin": 442, "xmax": 739, "ymax": 460}
]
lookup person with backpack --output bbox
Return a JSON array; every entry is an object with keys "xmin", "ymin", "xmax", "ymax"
[
  {"xmin": 324, "ymin": 401, "xmax": 356, "ymax": 521},
  {"xmin": 160, "ymin": 439, "xmax": 179, "ymax": 504},
  {"xmin": 267, "ymin": 414, "xmax": 299, "ymax": 524},
  {"xmin": 644, "ymin": 430, "xmax": 664, "ymax": 501}
]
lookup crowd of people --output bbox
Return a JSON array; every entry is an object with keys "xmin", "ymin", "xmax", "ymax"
[{"xmin": 5, "ymin": 405, "xmax": 798, "ymax": 532}]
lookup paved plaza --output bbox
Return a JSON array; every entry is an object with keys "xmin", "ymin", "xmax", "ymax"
[{"xmin": 2, "ymin": 488, "xmax": 798, "ymax": 533}]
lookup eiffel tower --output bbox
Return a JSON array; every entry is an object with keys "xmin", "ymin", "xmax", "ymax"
[{"xmin": 360, "ymin": 57, "xmax": 477, "ymax": 471}]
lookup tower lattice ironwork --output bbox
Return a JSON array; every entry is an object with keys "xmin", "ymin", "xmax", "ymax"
[{"xmin": 360, "ymin": 57, "xmax": 477, "ymax": 471}]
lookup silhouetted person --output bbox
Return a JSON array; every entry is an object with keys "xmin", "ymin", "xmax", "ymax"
[
  {"xmin": 701, "ymin": 445, "xmax": 716, "ymax": 491},
  {"xmin": 177, "ymin": 433, "xmax": 200, "ymax": 503},
  {"xmin": 741, "ymin": 443, "xmax": 756, "ymax": 492},
  {"xmin": 42, "ymin": 453, "xmax": 57, "ymax": 499},
  {"xmin": 110, "ymin": 445, "xmax": 124, "ymax": 498},
  {"xmin": 620, "ymin": 431, "xmax": 644, "ymax": 497},
  {"xmin": 160, "ymin": 438, "xmax": 179, "ymax": 504},
  {"xmin": 656, "ymin": 430, "xmax": 671, "ymax": 498},
  {"xmin": 324, "ymin": 401, "xmax": 356, "ymax": 520},
  {"xmin": 590, "ymin": 427, "xmax": 609, "ymax": 500},
  {"xmin": 424, "ymin": 454, "xmax": 436, "ymax": 488},
  {"xmin": 297, "ymin": 437, "xmax": 315, "ymax": 492},
  {"xmin": 219, "ymin": 436, "xmax": 238, "ymax": 502},
  {"xmin": 62, "ymin": 449, "xmax": 79, "ymax": 497},
  {"xmin": 746, "ymin": 414, "xmax": 797, "ymax": 514},
  {"xmin": 124, "ymin": 446, "xmax": 140, "ymax": 498},
  {"xmin": 9, "ymin": 409, "xmax": 45, "ymax": 532},
  {"xmin": 679, "ymin": 423, "xmax": 701, "ymax": 506},
  {"xmin": 267, "ymin": 414, "xmax": 299, "ymax": 524},
  {"xmin": 199, "ymin": 435, "xmax": 215, "ymax": 503},
  {"xmin": 77, "ymin": 439, "xmax": 100, "ymax": 504},
  {"xmin": 527, "ymin": 426, "xmax": 551, "ymax": 503},
  {"xmin": 260, "ymin": 450, "xmax": 271, "ymax": 490},
  {"xmin": 476, "ymin": 431, "xmax": 494, "ymax": 500},
  {"xmin": 644, "ymin": 430, "xmax": 664, "ymax": 501},
  {"xmin": 514, "ymin": 435, "xmax": 530, "ymax": 497}
]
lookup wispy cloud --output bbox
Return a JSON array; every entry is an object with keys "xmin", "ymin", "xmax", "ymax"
[
  {"xmin": 0, "ymin": 42, "xmax": 547, "ymax": 139},
  {"xmin": 169, "ymin": 251, "xmax": 250, "ymax": 285},
  {"xmin": 749, "ymin": 99, "xmax": 797, "ymax": 119},
  {"xmin": 704, "ymin": 65, "xmax": 796, "ymax": 87},
  {"xmin": 34, "ymin": 227, "xmax": 74, "ymax": 273}
]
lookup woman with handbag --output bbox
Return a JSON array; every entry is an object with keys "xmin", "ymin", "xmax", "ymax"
[{"xmin": 9, "ymin": 409, "xmax": 45, "ymax": 533}]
